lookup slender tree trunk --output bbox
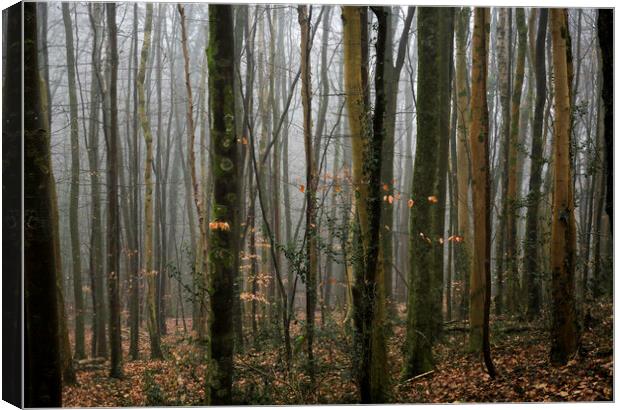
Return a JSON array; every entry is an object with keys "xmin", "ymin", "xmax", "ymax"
[
  {"xmin": 524, "ymin": 9, "xmax": 548, "ymax": 320},
  {"xmin": 128, "ymin": 2, "xmax": 140, "ymax": 360},
  {"xmin": 468, "ymin": 9, "xmax": 497, "ymax": 380},
  {"xmin": 297, "ymin": 4, "xmax": 318, "ymax": 383},
  {"xmin": 62, "ymin": 2, "xmax": 85, "ymax": 360},
  {"xmin": 505, "ymin": 8, "xmax": 527, "ymax": 315},
  {"xmin": 105, "ymin": 3, "xmax": 123, "ymax": 379},
  {"xmin": 494, "ymin": 8, "xmax": 511, "ymax": 316},
  {"xmin": 454, "ymin": 6, "xmax": 472, "ymax": 321},
  {"xmin": 179, "ymin": 4, "xmax": 209, "ymax": 345},
  {"xmin": 138, "ymin": 3, "xmax": 164, "ymax": 360}
]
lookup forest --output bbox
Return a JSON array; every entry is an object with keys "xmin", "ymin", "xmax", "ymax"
[{"xmin": 7, "ymin": 1, "xmax": 614, "ymax": 406}]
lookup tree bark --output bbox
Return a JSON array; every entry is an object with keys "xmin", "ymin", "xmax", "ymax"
[
  {"xmin": 524, "ymin": 9, "xmax": 548, "ymax": 320},
  {"xmin": 23, "ymin": 2, "xmax": 63, "ymax": 403},
  {"xmin": 597, "ymin": 10, "xmax": 613, "ymax": 236},
  {"xmin": 549, "ymin": 8, "xmax": 579, "ymax": 366},
  {"xmin": 505, "ymin": 8, "xmax": 527, "ymax": 314},
  {"xmin": 207, "ymin": 4, "xmax": 239, "ymax": 404},
  {"xmin": 105, "ymin": 3, "xmax": 123, "ymax": 379},
  {"xmin": 62, "ymin": 2, "xmax": 85, "ymax": 360},
  {"xmin": 138, "ymin": 3, "xmax": 164, "ymax": 360},
  {"xmin": 468, "ymin": 8, "xmax": 496, "ymax": 379}
]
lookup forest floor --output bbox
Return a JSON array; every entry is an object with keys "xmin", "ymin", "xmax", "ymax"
[{"xmin": 63, "ymin": 300, "xmax": 613, "ymax": 406}]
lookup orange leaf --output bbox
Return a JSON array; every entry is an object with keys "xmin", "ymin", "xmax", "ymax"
[
  {"xmin": 427, "ymin": 195, "xmax": 438, "ymax": 203},
  {"xmin": 408, "ymin": 199, "xmax": 415, "ymax": 208},
  {"xmin": 388, "ymin": 195, "xmax": 394, "ymax": 204},
  {"xmin": 299, "ymin": 184, "xmax": 306, "ymax": 193},
  {"xmin": 382, "ymin": 183, "xmax": 389, "ymax": 192}
]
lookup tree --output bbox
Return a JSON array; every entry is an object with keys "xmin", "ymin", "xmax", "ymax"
[
  {"xmin": 597, "ymin": 10, "xmax": 613, "ymax": 236},
  {"xmin": 494, "ymin": 8, "xmax": 511, "ymax": 316},
  {"xmin": 138, "ymin": 3, "xmax": 164, "ymax": 360},
  {"xmin": 523, "ymin": 9, "xmax": 548, "ymax": 320},
  {"xmin": 454, "ymin": 6, "xmax": 472, "ymax": 321},
  {"xmin": 23, "ymin": 1, "xmax": 62, "ymax": 404},
  {"xmin": 105, "ymin": 2, "xmax": 123, "ymax": 378},
  {"xmin": 549, "ymin": 8, "xmax": 579, "ymax": 366},
  {"xmin": 207, "ymin": 4, "xmax": 239, "ymax": 404},
  {"xmin": 342, "ymin": 6, "xmax": 388, "ymax": 402},
  {"xmin": 297, "ymin": 4, "xmax": 318, "ymax": 382},
  {"xmin": 128, "ymin": 2, "xmax": 140, "ymax": 361},
  {"xmin": 468, "ymin": 7, "xmax": 496, "ymax": 378},
  {"xmin": 179, "ymin": 4, "xmax": 209, "ymax": 344},
  {"xmin": 505, "ymin": 8, "xmax": 527, "ymax": 314},
  {"xmin": 61, "ymin": 1, "xmax": 85, "ymax": 360},
  {"xmin": 404, "ymin": 7, "xmax": 452, "ymax": 377},
  {"xmin": 379, "ymin": 6, "xmax": 414, "ymax": 308}
]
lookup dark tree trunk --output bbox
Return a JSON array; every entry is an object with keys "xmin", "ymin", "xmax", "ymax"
[
  {"xmin": 207, "ymin": 4, "xmax": 239, "ymax": 404},
  {"xmin": 524, "ymin": 8, "xmax": 548, "ymax": 320},
  {"xmin": 597, "ymin": 9, "xmax": 613, "ymax": 236},
  {"xmin": 105, "ymin": 3, "xmax": 123, "ymax": 379},
  {"xmin": 23, "ymin": 2, "xmax": 62, "ymax": 404}
]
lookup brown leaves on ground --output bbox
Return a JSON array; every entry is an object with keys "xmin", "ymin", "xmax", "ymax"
[
  {"xmin": 63, "ymin": 302, "xmax": 612, "ymax": 406},
  {"xmin": 392, "ymin": 301, "xmax": 613, "ymax": 403}
]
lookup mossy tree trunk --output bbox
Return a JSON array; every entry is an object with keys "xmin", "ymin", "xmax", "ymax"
[
  {"xmin": 404, "ymin": 7, "xmax": 452, "ymax": 377},
  {"xmin": 342, "ymin": 6, "xmax": 388, "ymax": 402},
  {"xmin": 207, "ymin": 4, "xmax": 239, "ymax": 404}
]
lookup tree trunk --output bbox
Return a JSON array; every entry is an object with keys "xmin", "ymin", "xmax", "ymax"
[
  {"xmin": 494, "ymin": 8, "xmax": 511, "ymax": 316},
  {"xmin": 23, "ymin": 2, "xmax": 63, "ymax": 403},
  {"xmin": 404, "ymin": 7, "xmax": 451, "ymax": 377},
  {"xmin": 342, "ymin": 6, "xmax": 388, "ymax": 402},
  {"xmin": 298, "ymin": 4, "xmax": 318, "ymax": 384},
  {"xmin": 549, "ymin": 8, "xmax": 579, "ymax": 366},
  {"xmin": 454, "ymin": 6, "xmax": 472, "ymax": 321},
  {"xmin": 128, "ymin": 2, "xmax": 140, "ymax": 360},
  {"xmin": 597, "ymin": 10, "xmax": 613, "ymax": 236},
  {"xmin": 138, "ymin": 3, "xmax": 164, "ymax": 360},
  {"xmin": 105, "ymin": 3, "xmax": 123, "ymax": 379},
  {"xmin": 62, "ymin": 2, "xmax": 85, "ymax": 360},
  {"xmin": 505, "ymin": 8, "xmax": 527, "ymax": 315},
  {"xmin": 524, "ymin": 8, "xmax": 548, "ymax": 320},
  {"xmin": 468, "ymin": 8, "xmax": 496, "ymax": 378},
  {"xmin": 207, "ymin": 4, "xmax": 239, "ymax": 404}
]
